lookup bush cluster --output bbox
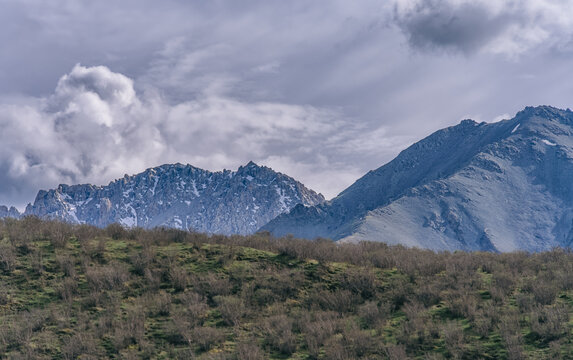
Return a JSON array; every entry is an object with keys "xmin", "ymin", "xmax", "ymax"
[{"xmin": 0, "ymin": 217, "xmax": 573, "ymax": 358}]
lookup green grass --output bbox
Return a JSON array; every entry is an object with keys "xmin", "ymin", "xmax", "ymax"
[{"xmin": 2, "ymin": 218, "xmax": 573, "ymax": 358}]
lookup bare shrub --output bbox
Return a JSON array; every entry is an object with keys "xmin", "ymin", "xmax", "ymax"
[
  {"xmin": 358, "ymin": 300, "xmax": 387, "ymax": 328},
  {"xmin": 531, "ymin": 281, "xmax": 559, "ymax": 306},
  {"xmin": 384, "ymin": 276, "xmax": 413, "ymax": 309},
  {"xmin": 311, "ymin": 289, "xmax": 360, "ymax": 313},
  {"xmin": 74, "ymin": 223, "xmax": 102, "ymax": 243},
  {"xmin": 341, "ymin": 323, "xmax": 376, "ymax": 358},
  {"xmin": 504, "ymin": 334, "xmax": 525, "ymax": 360},
  {"xmin": 0, "ymin": 286, "xmax": 10, "ymax": 306},
  {"xmin": 250, "ymin": 287, "xmax": 276, "ymax": 307},
  {"xmin": 85, "ymin": 266, "xmax": 107, "ymax": 292},
  {"xmin": 415, "ymin": 282, "xmax": 442, "ymax": 307},
  {"xmin": 553, "ymin": 262, "xmax": 573, "ymax": 290},
  {"xmin": 398, "ymin": 301, "xmax": 430, "ymax": 347},
  {"xmin": 4, "ymin": 309, "xmax": 49, "ymax": 348},
  {"xmin": 144, "ymin": 268, "xmax": 162, "ymax": 291},
  {"xmin": 57, "ymin": 277, "xmax": 78, "ymax": 304},
  {"xmin": 112, "ymin": 307, "xmax": 146, "ymax": 351},
  {"xmin": 129, "ymin": 246, "xmax": 156, "ymax": 276},
  {"xmin": 168, "ymin": 266, "xmax": 190, "ymax": 292},
  {"xmin": 214, "ymin": 295, "xmax": 246, "ymax": 326},
  {"xmin": 125, "ymin": 226, "xmax": 146, "ymax": 241},
  {"xmin": 8, "ymin": 216, "xmax": 41, "ymax": 248},
  {"xmin": 175, "ymin": 325, "xmax": 225, "ymax": 352},
  {"xmin": 196, "ymin": 326, "xmax": 227, "ymax": 352},
  {"xmin": 21, "ymin": 329, "xmax": 61, "ymax": 359},
  {"xmin": 178, "ymin": 291, "xmax": 209, "ymax": 324},
  {"xmin": 339, "ymin": 267, "xmax": 377, "ymax": 300},
  {"xmin": 94, "ymin": 312, "xmax": 115, "ymax": 339},
  {"xmin": 472, "ymin": 311, "xmax": 494, "ymax": 338},
  {"xmin": 530, "ymin": 305, "xmax": 569, "ymax": 342},
  {"xmin": 82, "ymin": 289, "xmax": 122, "ymax": 313},
  {"xmin": 498, "ymin": 310, "xmax": 524, "ymax": 360},
  {"xmin": 105, "ymin": 223, "xmax": 127, "ymax": 240},
  {"xmin": 235, "ymin": 341, "xmax": 265, "ymax": 360},
  {"xmin": 0, "ymin": 241, "xmax": 17, "ymax": 273},
  {"xmin": 385, "ymin": 344, "xmax": 410, "ymax": 359},
  {"xmin": 191, "ymin": 273, "xmax": 232, "ymax": 298},
  {"xmin": 492, "ymin": 272, "xmax": 516, "ymax": 297},
  {"xmin": 264, "ymin": 269, "xmax": 304, "ymax": 301},
  {"xmin": 43, "ymin": 220, "xmax": 73, "ymax": 249},
  {"xmin": 56, "ymin": 253, "xmax": 76, "ymax": 277},
  {"xmin": 144, "ymin": 291, "xmax": 172, "ymax": 316},
  {"xmin": 30, "ymin": 249, "xmax": 45, "ymax": 275},
  {"xmin": 82, "ymin": 237, "xmax": 107, "ymax": 262},
  {"xmin": 323, "ymin": 336, "xmax": 353, "ymax": 360},
  {"xmin": 489, "ymin": 285, "xmax": 509, "ymax": 305},
  {"xmin": 85, "ymin": 261, "xmax": 130, "ymax": 292},
  {"xmin": 549, "ymin": 340, "xmax": 564, "ymax": 359},
  {"xmin": 443, "ymin": 291, "xmax": 477, "ymax": 319},
  {"xmin": 62, "ymin": 333, "xmax": 101, "ymax": 360},
  {"xmin": 441, "ymin": 321, "xmax": 466, "ymax": 359},
  {"xmin": 301, "ymin": 311, "xmax": 341, "ymax": 359},
  {"xmin": 260, "ymin": 314, "xmax": 297, "ymax": 355},
  {"xmin": 515, "ymin": 293, "xmax": 535, "ymax": 313}
]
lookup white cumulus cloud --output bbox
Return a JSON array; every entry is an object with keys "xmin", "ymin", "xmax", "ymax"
[{"xmin": 0, "ymin": 64, "xmax": 391, "ymax": 208}]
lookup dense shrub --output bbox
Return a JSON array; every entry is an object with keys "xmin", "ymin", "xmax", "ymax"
[{"xmin": 1, "ymin": 217, "xmax": 573, "ymax": 358}]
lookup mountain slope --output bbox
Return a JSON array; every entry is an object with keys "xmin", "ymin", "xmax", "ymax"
[
  {"xmin": 263, "ymin": 106, "xmax": 573, "ymax": 252},
  {"xmin": 23, "ymin": 161, "xmax": 324, "ymax": 235}
]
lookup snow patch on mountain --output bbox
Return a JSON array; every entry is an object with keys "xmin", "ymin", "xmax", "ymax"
[
  {"xmin": 542, "ymin": 139, "xmax": 557, "ymax": 146},
  {"xmin": 21, "ymin": 162, "xmax": 324, "ymax": 235}
]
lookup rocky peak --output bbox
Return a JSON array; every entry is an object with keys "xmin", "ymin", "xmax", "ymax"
[
  {"xmin": 22, "ymin": 161, "xmax": 325, "ymax": 235},
  {"xmin": 262, "ymin": 105, "xmax": 573, "ymax": 252},
  {"xmin": 0, "ymin": 205, "xmax": 20, "ymax": 219}
]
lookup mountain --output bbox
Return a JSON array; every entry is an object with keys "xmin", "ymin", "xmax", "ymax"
[
  {"xmin": 0, "ymin": 205, "xmax": 20, "ymax": 219},
  {"xmin": 21, "ymin": 161, "xmax": 324, "ymax": 235},
  {"xmin": 262, "ymin": 105, "xmax": 573, "ymax": 252}
]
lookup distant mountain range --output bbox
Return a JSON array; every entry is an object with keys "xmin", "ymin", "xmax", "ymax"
[
  {"xmin": 263, "ymin": 106, "xmax": 573, "ymax": 252},
  {"xmin": 5, "ymin": 105, "xmax": 573, "ymax": 252},
  {"xmin": 2, "ymin": 162, "xmax": 324, "ymax": 235}
]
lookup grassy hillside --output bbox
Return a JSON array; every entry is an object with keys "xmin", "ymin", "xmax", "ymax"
[{"xmin": 1, "ymin": 217, "xmax": 573, "ymax": 359}]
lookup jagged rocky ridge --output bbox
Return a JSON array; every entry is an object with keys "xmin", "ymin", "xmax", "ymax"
[
  {"xmin": 263, "ymin": 106, "xmax": 573, "ymax": 252},
  {"xmin": 0, "ymin": 206, "xmax": 20, "ymax": 219},
  {"xmin": 17, "ymin": 162, "xmax": 324, "ymax": 235}
]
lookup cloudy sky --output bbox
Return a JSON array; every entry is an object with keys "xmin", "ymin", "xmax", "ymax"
[{"xmin": 1, "ymin": 0, "xmax": 573, "ymax": 209}]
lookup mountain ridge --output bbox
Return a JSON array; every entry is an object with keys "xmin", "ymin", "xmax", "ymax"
[
  {"xmin": 4, "ymin": 161, "xmax": 324, "ymax": 235},
  {"xmin": 262, "ymin": 105, "xmax": 573, "ymax": 252}
]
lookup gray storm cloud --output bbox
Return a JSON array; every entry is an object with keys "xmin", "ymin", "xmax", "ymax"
[
  {"xmin": 393, "ymin": 0, "xmax": 573, "ymax": 55},
  {"xmin": 393, "ymin": 1, "xmax": 510, "ymax": 54}
]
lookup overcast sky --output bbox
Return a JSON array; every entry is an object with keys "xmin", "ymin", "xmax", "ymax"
[{"xmin": 1, "ymin": 0, "xmax": 573, "ymax": 209}]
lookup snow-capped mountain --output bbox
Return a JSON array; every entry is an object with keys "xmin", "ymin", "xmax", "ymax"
[
  {"xmin": 21, "ymin": 161, "xmax": 324, "ymax": 235},
  {"xmin": 262, "ymin": 106, "xmax": 573, "ymax": 252}
]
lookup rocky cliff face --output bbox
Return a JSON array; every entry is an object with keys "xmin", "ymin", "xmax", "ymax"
[
  {"xmin": 263, "ymin": 106, "xmax": 573, "ymax": 252},
  {"xmin": 23, "ymin": 161, "xmax": 324, "ymax": 235},
  {"xmin": 0, "ymin": 205, "xmax": 20, "ymax": 219}
]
